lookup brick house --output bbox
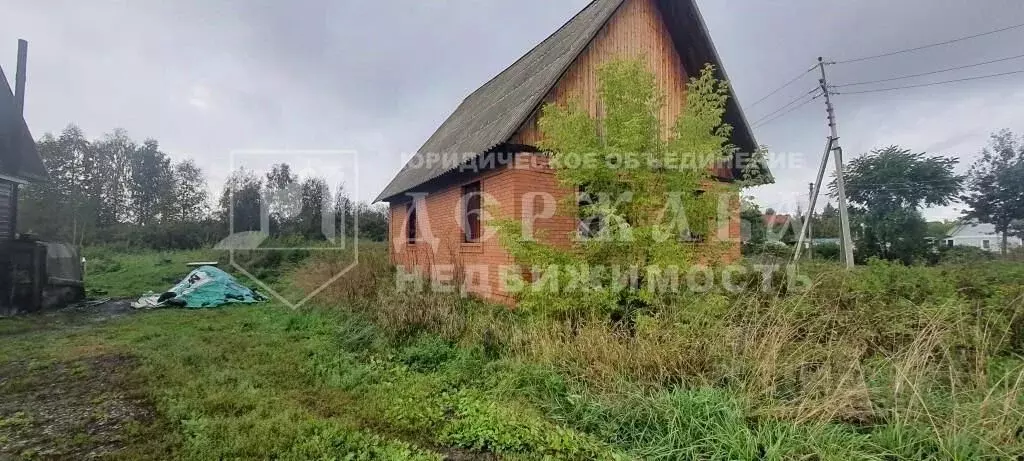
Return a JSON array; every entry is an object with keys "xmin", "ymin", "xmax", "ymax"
[{"xmin": 375, "ymin": 0, "xmax": 770, "ymax": 304}]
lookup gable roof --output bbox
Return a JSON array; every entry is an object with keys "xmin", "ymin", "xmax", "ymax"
[
  {"xmin": 0, "ymin": 64, "xmax": 46, "ymax": 183},
  {"xmin": 375, "ymin": 0, "xmax": 766, "ymax": 203},
  {"xmin": 949, "ymin": 222, "xmax": 999, "ymax": 238},
  {"xmin": 763, "ymin": 213, "xmax": 792, "ymax": 227}
]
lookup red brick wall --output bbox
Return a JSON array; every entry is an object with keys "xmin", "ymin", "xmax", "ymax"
[
  {"xmin": 389, "ymin": 167, "xmax": 519, "ymax": 305},
  {"xmin": 388, "ymin": 154, "xmax": 741, "ymax": 305}
]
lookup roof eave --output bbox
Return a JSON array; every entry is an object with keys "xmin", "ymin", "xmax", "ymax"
[{"xmin": 662, "ymin": 0, "xmax": 771, "ymax": 185}]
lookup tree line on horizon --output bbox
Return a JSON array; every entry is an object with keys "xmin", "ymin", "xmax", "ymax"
[
  {"xmin": 17, "ymin": 124, "xmax": 389, "ymax": 249},
  {"xmin": 17, "ymin": 124, "xmax": 1023, "ymax": 261}
]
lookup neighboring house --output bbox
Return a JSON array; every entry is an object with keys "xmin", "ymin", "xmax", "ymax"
[
  {"xmin": 763, "ymin": 213, "xmax": 793, "ymax": 240},
  {"xmin": 375, "ymin": 0, "xmax": 769, "ymax": 304},
  {"xmin": 763, "ymin": 213, "xmax": 792, "ymax": 229},
  {"xmin": 761, "ymin": 213, "xmax": 802, "ymax": 245},
  {"xmin": 1, "ymin": 41, "xmax": 61, "ymax": 314},
  {"xmin": 0, "ymin": 45, "xmax": 47, "ymax": 242},
  {"xmin": 943, "ymin": 222, "xmax": 1023, "ymax": 252}
]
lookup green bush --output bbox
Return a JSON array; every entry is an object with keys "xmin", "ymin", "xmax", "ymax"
[
  {"xmin": 811, "ymin": 242, "xmax": 841, "ymax": 260},
  {"xmin": 937, "ymin": 244, "xmax": 995, "ymax": 264},
  {"xmin": 742, "ymin": 241, "xmax": 793, "ymax": 260}
]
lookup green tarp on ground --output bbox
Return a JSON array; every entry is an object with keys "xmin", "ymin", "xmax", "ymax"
[{"xmin": 133, "ymin": 266, "xmax": 265, "ymax": 309}]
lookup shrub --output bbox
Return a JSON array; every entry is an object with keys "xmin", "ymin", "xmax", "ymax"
[
  {"xmin": 937, "ymin": 244, "xmax": 995, "ymax": 264},
  {"xmin": 811, "ymin": 242, "xmax": 841, "ymax": 260},
  {"xmin": 494, "ymin": 62, "xmax": 741, "ymax": 318},
  {"xmin": 742, "ymin": 241, "xmax": 793, "ymax": 263},
  {"xmin": 292, "ymin": 244, "xmax": 1024, "ymax": 457}
]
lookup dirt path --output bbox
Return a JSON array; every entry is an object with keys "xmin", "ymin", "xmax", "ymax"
[{"xmin": 0, "ymin": 303, "xmax": 172, "ymax": 460}]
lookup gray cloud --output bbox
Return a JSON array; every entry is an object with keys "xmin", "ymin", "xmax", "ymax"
[{"xmin": 1, "ymin": 0, "xmax": 1022, "ymax": 219}]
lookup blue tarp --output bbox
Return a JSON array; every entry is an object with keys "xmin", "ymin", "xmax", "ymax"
[{"xmin": 134, "ymin": 266, "xmax": 265, "ymax": 309}]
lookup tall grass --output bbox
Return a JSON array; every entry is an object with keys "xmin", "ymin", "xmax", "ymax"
[{"xmin": 294, "ymin": 249, "xmax": 1024, "ymax": 458}]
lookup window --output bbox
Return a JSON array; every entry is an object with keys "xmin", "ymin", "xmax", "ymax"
[
  {"xmin": 681, "ymin": 231, "xmax": 706, "ymax": 244},
  {"xmin": 946, "ymin": 239, "xmax": 954, "ymax": 248},
  {"xmin": 406, "ymin": 202, "xmax": 417, "ymax": 244},
  {"xmin": 982, "ymin": 239, "xmax": 990, "ymax": 250},
  {"xmin": 462, "ymin": 181, "xmax": 482, "ymax": 243},
  {"xmin": 680, "ymin": 190, "xmax": 706, "ymax": 243},
  {"xmin": 577, "ymin": 186, "xmax": 602, "ymax": 239}
]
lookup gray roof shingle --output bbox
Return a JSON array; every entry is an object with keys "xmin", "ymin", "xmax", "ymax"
[
  {"xmin": 0, "ymin": 64, "xmax": 47, "ymax": 183},
  {"xmin": 375, "ymin": 0, "xmax": 765, "ymax": 202}
]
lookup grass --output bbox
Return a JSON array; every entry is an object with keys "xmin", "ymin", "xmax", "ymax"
[
  {"xmin": 82, "ymin": 247, "xmax": 223, "ymax": 298},
  {"xmin": 297, "ymin": 249, "xmax": 1024, "ymax": 459},
  {"xmin": 0, "ymin": 305, "xmax": 625, "ymax": 459},
  {"xmin": 2, "ymin": 247, "xmax": 1023, "ymax": 459}
]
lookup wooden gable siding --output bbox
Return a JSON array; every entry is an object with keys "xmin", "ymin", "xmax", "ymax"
[
  {"xmin": 510, "ymin": 0, "xmax": 688, "ymax": 146},
  {"xmin": 0, "ymin": 180, "xmax": 13, "ymax": 240}
]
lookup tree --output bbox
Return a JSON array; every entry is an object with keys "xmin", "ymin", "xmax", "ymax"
[
  {"xmin": 1010, "ymin": 219, "xmax": 1024, "ymax": 242},
  {"xmin": 129, "ymin": 139, "xmax": 174, "ymax": 226},
  {"xmin": 264, "ymin": 163, "xmax": 301, "ymax": 234},
  {"xmin": 19, "ymin": 132, "xmax": 72, "ymax": 240},
  {"xmin": 20, "ymin": 126, "xmax": 220, "ymax": 248},
  {"xmin": 169, "ymin": 159, "xmax": 209, "ymax": 223},
  {"xmin": 833, "ymin": 146, "xmax": 962, "ymax": 263},
  {"xmin": 925, "ymin": 220, "xmax": 957, "ymax": 240},
  {"xmin": 497, "ymin": 61, "xmax": 738, "ymax": 315},
  {"xmin": 812, "ymin": 203, "xmax": 841, "ymax": 239},
  {"xmin": 961, "ymin": 130, "xmax": 1024, "ymax": 255},
  {"xmin": 219, "ymin": 168, "xmax": 264, "ymax": 233},
  {"xmin": 91, "ymin": 129, "xmax": 136, "ymax": 226},
  {"xmin": 297, "ymin": 176, "xmax": 331, "ymax": 239},
  {"xmin": 739, "ymin": 196, "xmax": 765, "ymax": 244},
  {"xmin": 36, "ymin": 125, "xmax": 100, "ymax": 244},
  {"xmin": 333, "ymin": 183, "xmax": 352, "ymax": 238},
  {"xmin": 354, "ymin": 202, "xmax": 389, "ymax": 242}
]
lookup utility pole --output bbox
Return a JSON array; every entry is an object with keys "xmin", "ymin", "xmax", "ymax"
[
  {"xmin": 793, "ymin": 137, "xmax": 832, "ymax": 263},
  {"xmin": 817, "ymin": 57, "xmax": 855, "ymax": 268},
  {"xmin": 807, "ymin": 182, "xmax": 814, "ymax": 260}
]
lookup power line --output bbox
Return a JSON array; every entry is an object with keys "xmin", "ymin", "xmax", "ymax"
[
  {"xmin": 835, "ymin": 69, "xmax": 1024, "ymax": 95},
  {"xmin": 751, "ymin": 87, "xmax": 820, "ymax": 124},
  {"xmin": 834, "ymin": 21, "xmax": 1024, "ymax": 64},
  {"xmin": 752, "ymin": 96, "xmax": 818, "ymax": 128},
  {"xmin": 849, "ymin": 178, "xmax": 963, "ymax": 187},
  {"xmin": 835, "ymin": 52, "xmax": 1024, "ymax": 87},
  {"xmin": 851, "ymin": 182, "xmax": 961, "ymax": 190},
  {"xmin": 752, "ymin": 92, "xmax": 822, "ymax": 128},
  {"xmin": 748, "ymin": 65, "xmax": 817, "ymax": 108}
]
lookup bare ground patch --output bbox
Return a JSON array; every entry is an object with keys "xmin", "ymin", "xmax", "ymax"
[{"xmin": 0, "ymin": 353, "xmax": 172, "ymax": 460}]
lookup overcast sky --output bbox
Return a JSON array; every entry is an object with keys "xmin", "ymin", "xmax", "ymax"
[{"xmin": 2, "ymin": 0, "xmax": 1023, "ymax": 220}]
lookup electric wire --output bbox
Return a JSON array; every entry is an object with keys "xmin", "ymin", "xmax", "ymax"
[
  {"xmin": 752, "ymin": 92, "xmax": 823, "ymax": 128},
  {"xmin": 834, "ymin": 52, "xmax": 1024, "ymax": 87},
  {"xmin": 751, "ymin": 87, "xmax": 820, "ymax": 125},
  {"xmin": 834, "ymin": 21, "xmax": 1024, "ymax": 64},
  {"xmin": 835, "ymin": 69, "xmax": 1024, "ymax": 95},
  {"xmin": 748, "ymin": 65, "xmax": 818, "ymax": 107}
]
